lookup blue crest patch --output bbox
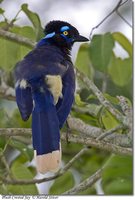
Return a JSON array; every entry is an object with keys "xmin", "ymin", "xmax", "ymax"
[{"xmin": 60, "ymin": 26, "xmax": 70, "ymax": 32}]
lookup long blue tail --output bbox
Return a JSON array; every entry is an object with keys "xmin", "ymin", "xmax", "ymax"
[{"xmin": 32, "ymin": 86, "xmax": 61, "ymax": 173}]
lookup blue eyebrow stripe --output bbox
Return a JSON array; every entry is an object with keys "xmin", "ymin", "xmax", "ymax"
[
  {"xmin": 44, "ymin": 32, "xmax": 55, "ymax": 39},
  {"xmin": 60, "ymin": 26, "xmax": 70, "ymax": 32}
]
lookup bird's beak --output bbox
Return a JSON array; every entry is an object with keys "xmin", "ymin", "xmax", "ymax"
[{"xmin": 75, "ymin": 35, "xmax": 89, "ymax": 42}]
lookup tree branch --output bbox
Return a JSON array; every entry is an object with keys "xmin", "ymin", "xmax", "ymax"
[
  {"xmin": 0, "ymin": 112, "xmax": 132, "ymax": 148},
  {"xmin": 0, "ymin": 28, "xmax": 35, "ymax": 48},
  {"xmin": 61, "ymin": 133, "xmax": 132, "ymax": 156},
  {"xmin": 0, "ymin": 128, "xmax": 132, "ymax": 156},
  {"xmin": 67, "ymin": 116, "xmax": 102, "ymax": 138},
  {"xmin": 76, "ymin": 69, "xmax": 127, "ymax": 127},
  {"xmin": 67, "ymin": 116, "xmax": 131, "ymax": 147}
]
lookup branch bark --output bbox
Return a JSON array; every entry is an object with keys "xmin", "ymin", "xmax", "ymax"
[
  {"xmin": 0, "ymin": 28, "xmax": 35, "ymax": 48},
  {"xmin": 61, "ymin": 133, "xmax": 132, "ymax": 156},
  {"xmin": 67, "ymin": 116, "xmax": 132, "ymax": 147}
]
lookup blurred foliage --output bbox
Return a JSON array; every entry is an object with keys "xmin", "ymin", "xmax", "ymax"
[
  {"xmin": 8, "ymin": 160, "xmax": 38, "ymax": 195},
  {"xmin": 0, "ymin": 2, "xmax": 133, "ymax": 195},
  {"xmin": 102, "ymin": 154, "xmax": 133, "ymax": 194},
  {"xmin": 49, "ymin": 171, "xmax": 75, "ymax": 195}
]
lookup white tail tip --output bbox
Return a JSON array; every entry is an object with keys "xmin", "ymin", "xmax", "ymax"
[{"xmin": 34, "ymin": 148, "xmax": 62, "ymax": 174}]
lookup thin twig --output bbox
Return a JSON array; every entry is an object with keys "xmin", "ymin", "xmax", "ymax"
[
  {"xmin": 89, "ymin": 0, "xmax": 123, "ymax": 39},
  {"xmin": 61, "ymin": 147, "xmax": 88, "ymax": 173},
  {"xmin": 63, "ymin": 168, "xmax": 102, "ymax": 195},
  {"xmin": 2, "ymin": 147, "xmax": 88, "ymax": 185},
  {"xmin": 119, "ymin": 0, "xmax": 129, "ymax": 7},
  {"xmin": 116, "ymin": 10, "xmax": 132, "ymax": 27},
  {"xmin": 63, "ymin": 154, "xmax": 116, "ymax": 194},
  {"xmin": 89, "ymin": 0, "xmax": 131, "ymax": 39},
  {"xmin": 96, "ymin": 125, "xmax": 123, "ymax": 140},
  {"xmin": 0, "ymin": 154, "xmax": 10, "ymax": 174}
]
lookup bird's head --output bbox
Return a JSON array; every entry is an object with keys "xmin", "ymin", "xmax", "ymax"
[{"xmin": 37, "ymin": 20, "xmax": 89, "ymax": 49}]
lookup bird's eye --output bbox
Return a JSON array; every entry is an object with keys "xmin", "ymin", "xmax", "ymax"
[{"xmin": 63, "ymin": 31, "xmax": 68, "ymax": 36}]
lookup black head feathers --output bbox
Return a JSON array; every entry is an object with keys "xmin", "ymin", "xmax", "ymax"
[
  {"xmin": 44, "ymin": 20, "xmax": 79, "ymax": 35},
  {"xmin": 39, "ymin": 20, "xmax": 89, "ymax": 49}
]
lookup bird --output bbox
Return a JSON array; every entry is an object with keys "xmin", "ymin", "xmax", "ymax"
[{"xmin": 14, "ymin": 20, "xmax": 89, "ymax": 174}]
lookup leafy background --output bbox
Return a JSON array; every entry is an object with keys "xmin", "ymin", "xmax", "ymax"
[{"xmin": 0, "ymin": 0, "xmax": 133, "ymax": 195}]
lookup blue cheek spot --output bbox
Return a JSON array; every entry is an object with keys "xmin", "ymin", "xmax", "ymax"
[
  {"xmin": 61, "ymin": 34, "xmax": 74, "ymax": 43},
  {"xmin": 60, "ymin": 26, "xmax": 70, "ymax": 32}
]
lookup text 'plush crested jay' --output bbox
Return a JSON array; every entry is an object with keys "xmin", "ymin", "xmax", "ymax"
[{"xmin": 14, "ymin": 20, "xmax": 89, "ymax": 173}]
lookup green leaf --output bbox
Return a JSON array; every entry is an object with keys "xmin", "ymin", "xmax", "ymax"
[
  {"xmin": 21, "ymin": 4, "xmax": 44, "ymax": 40},
  {"xmin": 0, "ymin": 185, "xmax": 8, "ymax": 195},
  {"xmin": 0, "ymin": 21, "xmax": 8, "ymax": 29},
  {"xmin": 100, "ymin": 109, "xmax": 119, "ymax": 130},
  {"xmin": 75, "ymin": 94, "xmax": 87, "ymax": 106},
  {"xmin": 9, "ymin": 139, "xmax": 33, "ymax": 161},
  {"xmin": 72, "ymin": 110, "xmax": 99, "ymax": 127},
  {"xmin": 8, "ymin": 162, "xmax": 38, "ymax": 195},
  {"xmin": 108, "ymin": 54, "xmax": 132, "ymax": 87},
  {"xmin": 104, "ymin": 93, "xmax": 119, "ymax": 105},
  {"xmin": 0, "ymin": 0, "xmax": 4, "ymax": 3},
  {"xmin": 0, "ymin": 8, "xmax": 4, "ymax": 14},
  {"xmin": 75, "ymin": 43, "xmax": 94, "ymax": 79},
  {"xmin": 89, "ymin": 33, "xmax": 114, "ymax": 72},
  {"xmin": 0, "ymin": 136, "xmax": 6, "ymax": 150},
  {"xmin": 49, "ymin": 171, "xmax": 75, "ymax": 194},
  {"xmin": 11, "ymin": 26, "xmax": 36, "ymax": 40},
  {"xmin": 12, "ymin": 109, "xmax": 31, "ymax": 128},
  {"xmin": 0, "ymin": 26, "xmax": 34, "ymax": 71},
  {"xmin": 102, "ymin": 155, "xmax": 133, "ymax": 194},
  {"xmin": 112, "ymin": 32, "xmax": 132, "ymax": 57}
]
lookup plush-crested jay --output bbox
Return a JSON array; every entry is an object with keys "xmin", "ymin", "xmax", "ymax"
[{"xmin": 14, "ymin": 20, "xmax": 89, "ymax": 173}]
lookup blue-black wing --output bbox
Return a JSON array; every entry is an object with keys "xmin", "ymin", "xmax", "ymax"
[
  {"xmin": 56, "ymin": 62, "xmax": 75, "ymax": 128},
  {"xmin": 14, "ymin": 44, "xmax": 75, "ymax": 173},
  {"xmin": 14, "ymin": 44, "xmax": 68, "ymax": 121},
  {"xmin": 15, "ymin": 83, "xmax": 33, "ymax": 121}
]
